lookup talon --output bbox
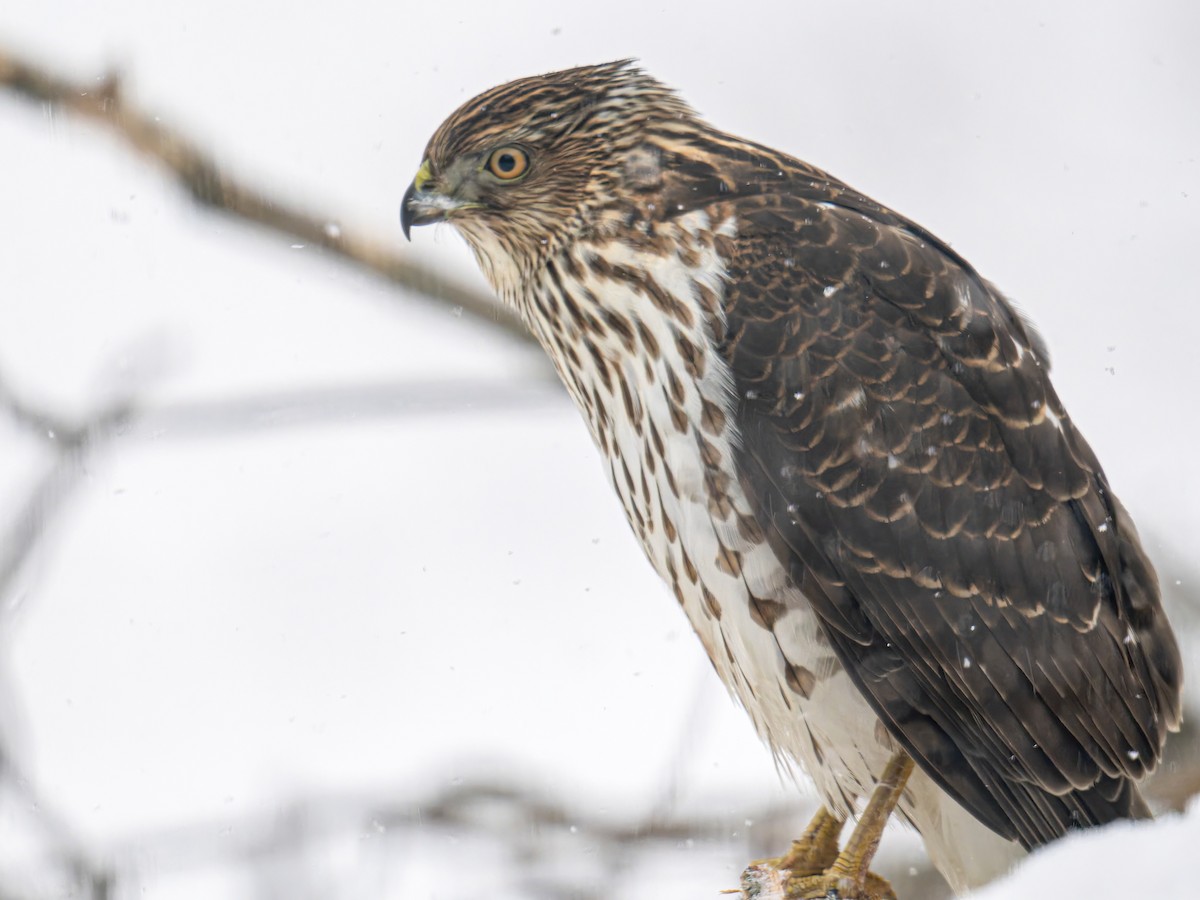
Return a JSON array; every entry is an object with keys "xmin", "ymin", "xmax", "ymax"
[{"xmin": 740, "ymin": 754, "xmax": 912, "ymax": 899}]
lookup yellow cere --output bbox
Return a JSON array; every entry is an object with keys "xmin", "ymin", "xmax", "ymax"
[{"xmin": 413, "ymin": 159, "xmax": 433, "ymax": 192}]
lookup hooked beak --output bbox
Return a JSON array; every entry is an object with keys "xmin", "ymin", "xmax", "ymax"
[{"xmin": 401, "ymin": 158, "xmax": 454, "ymax": 240}]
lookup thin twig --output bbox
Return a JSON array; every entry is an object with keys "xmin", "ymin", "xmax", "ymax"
[
  {"xmin": 0, "ymin": 45, "xmax": 531, "ymax": 345},
  {"xmin": 0, "ymin": 373, "xmax": 136, "ymax": 900},
  {"xmin": 125, "ymin": 377, "xmax": 568, "ymax": 438},
  {"xmin": 0, "ymin": 372, "xmax": 136, "ymax": 619}
]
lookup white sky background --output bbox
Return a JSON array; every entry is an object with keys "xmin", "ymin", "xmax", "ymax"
[{"xmin": 1, "ymin": 1, "xmax": 1198, "ymax": 898}]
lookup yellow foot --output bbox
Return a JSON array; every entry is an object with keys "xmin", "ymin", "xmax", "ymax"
[
  {"xmin": 738, "ymin": 753, "xmax": 914, "ymax": 900},
  {"xmin": 739, "ymin": 862, "xmax": 896, "ymax": 900},
  {"xmin": 774, "ymin": 805, "xmax": 844, "ymax": 876},
  {"xmin": 786, "ymin": 869, "xmax": 897, "ymax": 900},
  {"xmin": 747, "ymin": 805, "xmax": 844, "ymax": 879}
]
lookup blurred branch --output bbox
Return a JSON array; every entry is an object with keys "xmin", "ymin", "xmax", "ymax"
[
  {"xmin": 0, "ymin": 371, "xmax": 136, "ymax": 618},
  {"xmin": 0, "ymin": 372, "xmax": 135, "ymax": 900},
  {"xmin": 1, "ymin": 773, "xmax": 113, "ymax": 900},
  {"xmin": 131, "ymin": 377, "xmax": 567, "ymax": 438},
  {"xmin": 0, "ymin": 44, "xmax": 531, "ymax": 345},
  {"xmin": 1, "ymin": 774, "xmax": 818, "ymax": 900},
  {"xmin": 0, "ymin": 365, "xmax": 567, "ymax": 615}
]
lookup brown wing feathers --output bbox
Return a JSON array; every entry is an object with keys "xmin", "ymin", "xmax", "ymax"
[{"xmin": 700, "ymin": 157, "xmax": 1182, "ymax": 847}]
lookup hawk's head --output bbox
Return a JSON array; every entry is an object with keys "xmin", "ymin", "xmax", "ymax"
[{"xmin": 401, "ymin": 60, "xmax": 695, "ymax": 299}]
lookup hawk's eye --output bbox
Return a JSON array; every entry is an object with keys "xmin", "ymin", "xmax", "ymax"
[{"xmin": 486, "ymin": 147, "xmax": 529, "ymax": 181}]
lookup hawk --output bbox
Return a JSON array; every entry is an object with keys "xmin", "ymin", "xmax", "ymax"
[{"xmin": 400, "ymin": 61, "xmax": 1182, "ymax": 898}]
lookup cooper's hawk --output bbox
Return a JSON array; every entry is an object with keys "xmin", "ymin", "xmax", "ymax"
[{"xmin": 400, "ymin": 61, "xmax": 1182, "ymax": 898}]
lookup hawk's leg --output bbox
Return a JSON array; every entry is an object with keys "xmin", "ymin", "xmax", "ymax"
[
  {"xmin": 790, "ymin": 752, "xmax": 915, "ymax": 899},
  {"xmin": 740, "ymin": 753, "xmax": 914, "ymax": 900}
]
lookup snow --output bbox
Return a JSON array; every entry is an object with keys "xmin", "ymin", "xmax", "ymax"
[
  {"xmin": 973, "ymin": 799, "xmax": 1200, "ymax": 899},
  {"xmin": 1, "ymin": 1, "xmax": 1198, "ymax": 898}
]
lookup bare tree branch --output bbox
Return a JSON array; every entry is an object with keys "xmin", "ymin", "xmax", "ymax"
[
  {"xmin": 128, "ymin": 377, "xmax": 567, "ymax": 437},
  {"xmin": 0, "ymin": 44, "xmax": 531, "ymax": 346},
  {"xmin": 0, "ymin": 373, "xmax": 136, "ymax": 900},
  {"xmin": 2, "ymin": 775, "xmax": 823, "ymax": 900},
  {"xmin": 0, "ymin": 370, "xmax": 137, "ymax": 620}
]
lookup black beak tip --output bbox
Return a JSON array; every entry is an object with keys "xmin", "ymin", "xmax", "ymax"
[{"xmin": 400, "ymin": 182, "xmax": 416, "ymax": 241}]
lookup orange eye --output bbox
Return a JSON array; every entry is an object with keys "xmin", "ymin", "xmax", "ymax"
[{"xmin": 486, "ymin": 146, "xmax": 529, "ymax": 180}]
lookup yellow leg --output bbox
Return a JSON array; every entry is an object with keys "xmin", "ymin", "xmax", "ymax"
[
  {"xmin": 790, "ymin": 752, "xmax": 915, "ymax": 899},
  {"xmin": 740, "ymin": 753, "xmax": 915, "ymax": 900}
]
